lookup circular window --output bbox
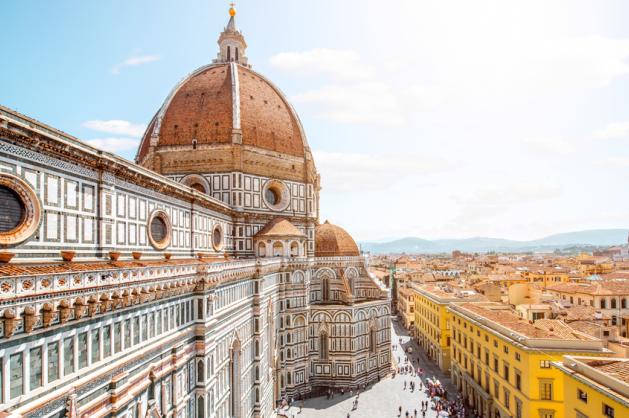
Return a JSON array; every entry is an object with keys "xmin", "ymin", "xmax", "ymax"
[
  {"xmin": 262, "ymin": 180, "xmax": 289, "ymax": 211},
  {"xmin": 265, "ymin": 187, "xmax": 279, "ymax": 205},
  {"xmin": 0, "ymin": 186, "xmax": 26, "ymax": 232},
  {"xmin": 190, "ymin": 183, "xmax": 205, "ymax": 193},
  {"xmin": 147, "ymin": 210, "xmax": 172, "ymax": 250},
  {"xmin": 212, "ymin": 224, "xmax": 224, "ymax": 251},
  {"xmin": 0, "ymin": 174, "xmax": 42, "ymax": 247}
]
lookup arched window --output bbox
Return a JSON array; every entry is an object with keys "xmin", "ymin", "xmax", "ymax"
[
  {"xmin": 601, "ymin": 299, "xmax": 607, "ymax": 309},
  {"xmin": 622, "ymin": 298, "xmax": 627, "ymax": 309},
  {"xmin": 227, "ymin": 46, "xmax": 231, "ymax": 61},
  {"xmin": 319, "ymin": 331, "xmax": 329, "ymax": 359},
  {"xmin": 230, "ymin": 340, "xmax": 241, "ymax": 418},
  {"xmin": 197, "ymin": 360, "xmax": 205, "ymax": 383},
  {"xmin": 257, "ymin": 242, "xmax": 266, "ymax": 257},
  {"xmin": 197, "ymin": 396, "xmax": 205, "ymax": 418},
  {"xmin": 369, "ymin": 327, "xmax": 377, "ymax": 353},
  {"xmin": 273, "ymin": 241, "xmax": 283, "ymax": 257},
  {"xmin": 611, "ymin": 298, "xmax": 617, "ymax": 309},
  {"xmin": 322, "ymin": 277, "xmax": 329, "ymax": 301},
  {"xmin": 290, "ymin": 241, "xmax": 299, "ymax": 257}
]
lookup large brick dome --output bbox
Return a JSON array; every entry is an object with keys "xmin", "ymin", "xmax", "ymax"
[
  {"xmin": 137, "ymin": 63, "xmax": 307, "ymax": 159},
  {"xmin": 135, "ymin": 62, "xmax": 314, "ymax": 182},
  {"xmin": 315, "ymin": 221, "xmax": 360, "ymax": 257}
]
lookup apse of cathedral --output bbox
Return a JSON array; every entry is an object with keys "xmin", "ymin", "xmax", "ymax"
[{"xmin": 0, "ymin": 6, "xmax": 391, "ymax": 418}]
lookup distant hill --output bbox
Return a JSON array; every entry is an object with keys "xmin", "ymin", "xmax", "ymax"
[{"xmin": 359, "ymin": 229, "xmax": 628, "ymax": 254}]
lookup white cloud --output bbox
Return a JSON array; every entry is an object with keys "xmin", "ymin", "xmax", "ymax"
[
  {"xmin": 84, "ymin": 137, "xmax": 141, "ymax": 154},
  {"xmin": 272, "ymin": 48, "xmax": 444, "ymax": 126},
  {"xmin": 83, "ymin": 119, "xmax": 146, "ymax": 137},
  {"xmin": 595, "ymin": 121, "xmax": 629, "ymax": 140},
  {"xmin": 294, "ymin": 82, "xmax": 403, "ymax": 126},
  {"xmin": 314, "ymin": 150, "xmax": 446, "ymax": 192},
  {"xmin": 269, "ymin": 48, "xmax": 373, "ymax": 80},
  {"xmin": 522, "ymin": 136, "xmax": 575, "ymax": 156},
  {"xmin": 111, "ymin": 54, "xmax": 160, "ymax": 75},
  {"xmin": 597, "ymin": 156, "xmax": 629, "ymax": 168},
  {"xmin": 455, "ymin": 183, "xmax": 563, "ymax": 207}
]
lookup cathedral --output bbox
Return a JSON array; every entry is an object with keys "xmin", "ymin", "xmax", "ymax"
[{"xmin": 0, "ymin": 6, "xmax": 391, "ymax": 418}]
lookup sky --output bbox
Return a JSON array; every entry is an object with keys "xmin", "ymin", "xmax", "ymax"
[{"xmin": 2, "ymin": 0, "xmax": 629, "ymax": 242}]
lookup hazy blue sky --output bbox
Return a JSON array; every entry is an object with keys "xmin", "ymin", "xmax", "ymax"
[{"xmin": 2, "ymin": 0, "xmax": 629, "ymax": 241}]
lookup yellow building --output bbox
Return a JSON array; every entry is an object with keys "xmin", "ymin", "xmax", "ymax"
[
  {"xmin": 411, "ymin": 284, "xmax": 485, "ymax": 372},
  {"xmin": 520, "ymin": 268, "xmax": 570, "ymax": 288},
  {"xmin": 448, "ymin": 302, "xmax": 610, "ymax": 418},
  {"xmin": 553, "ymin": 356, "xmax": 628, "ymax": 418},
  {"xmin": 576, "ymin": 253, "xmax": 614, "ymax": 276},
  {"xmin": 397, "ymin": 284, "xmax": 416, "ymax": 330}
]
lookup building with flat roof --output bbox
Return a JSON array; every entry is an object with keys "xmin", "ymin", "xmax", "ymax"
[
  {"xmin": 553, "ymin": 356, "xmax": 628, "ymax": 418},
  {"xmin": 448, "ymin": 302, "xmax": 610, "ymax": 418}
]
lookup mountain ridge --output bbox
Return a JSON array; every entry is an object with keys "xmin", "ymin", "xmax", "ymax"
[{"xmin": 359, "ymin": 229, "xmax": 628, "ymax": 254}]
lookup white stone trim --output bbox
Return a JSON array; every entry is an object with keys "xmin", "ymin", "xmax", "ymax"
[{"xmin": 230, "ymin": 62, "xmax": 241, "ymax": 130}]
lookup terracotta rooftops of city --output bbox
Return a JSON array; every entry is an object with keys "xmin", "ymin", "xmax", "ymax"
[
  {"xmin": 547, "ymin": 280, "xmax": 629, "ymax": 295},
  {"xmin": 558, "ymin": 305, "xmax": 611, "ymax": 322},
  {"xmin": 416, "ymin": 284, "xmax": 485, "ymax": 301},
  {"xmin": 582, "ymin": 358, "xmax": 629, "ymax": 385},
  {"xmin": 455, "ymin": 303, "xmax": 597, "ymax": 341}
]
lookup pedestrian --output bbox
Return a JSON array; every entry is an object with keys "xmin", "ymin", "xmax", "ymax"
[
  {"xmin": 399, "ymin": 405, "xmax": 403, "ymax": 416},
  {"xmin": 414, "ymin": 409, "xmax": 417, "ymax": 417}
]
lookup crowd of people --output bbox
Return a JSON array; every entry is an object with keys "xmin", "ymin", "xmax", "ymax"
[{"xmin": 276, "ymin": 323, "xmax": 470, "ymax": 418}]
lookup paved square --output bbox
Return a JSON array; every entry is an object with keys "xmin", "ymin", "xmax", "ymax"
[{"xmin": 278, "ymin": 319, "xmax": 461, "ymax": 418}]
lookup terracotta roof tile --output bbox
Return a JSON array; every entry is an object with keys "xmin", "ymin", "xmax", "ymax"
[
  {"xmin": 254, "ymin": 217, "xmax": 305, "ymax": 238},
  {"xmin": 314, "ymin": 221, "xmax": 359, "ymax": 257},
  {"xmin": 583, "ymin": 359, "xmax": 629, "ymax": 385}
]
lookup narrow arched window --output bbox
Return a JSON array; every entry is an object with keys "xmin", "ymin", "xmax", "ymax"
[
  {"xmin": 322, "ymin": 278, "xmax": 329, "ymax": 301},
  {"xmin": 369, "ymin": 327, "xmax": 377, "ymax": 353},
  {"xmin": 319, "ymin": 332, "xmax": 328, "ymax": 359},
  {"xmin": 227, "ymin": 46, "xmax": 231, "ymax": 61}
]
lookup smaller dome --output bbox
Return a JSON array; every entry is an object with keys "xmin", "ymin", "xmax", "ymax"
[
  {"xmin": 255, "ymin": 217, "xmax": 305, "ymax": 239},
  {"xmin": 315, "ymin": 220, "xmax": 360, "ymax": 257}
]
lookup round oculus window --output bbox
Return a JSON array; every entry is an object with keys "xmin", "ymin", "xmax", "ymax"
[
  {"xmin": 0, "ymin": 174, "xmax": 42, "ymax": 247},
  {"xmin": 265, "ymin": 187, "xmax": 279, "ymax": 206},
  {"xmin": 212, "ymin": 224, "xmax": 224, "ymax": 251},
  {"xmin": 147, "ymin": 210, "xmax": 172, "ymax": 250},
  {"xmin": 150, "ymin": 216, "xmax": 167, "ymax": 243},
  {"xmin": 0, "ymin": 186, "xmax": 26, "ymax": 233},
  {"xmin": 262, "ymin": 180, "xmax": 289, "ymax": 211}
]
